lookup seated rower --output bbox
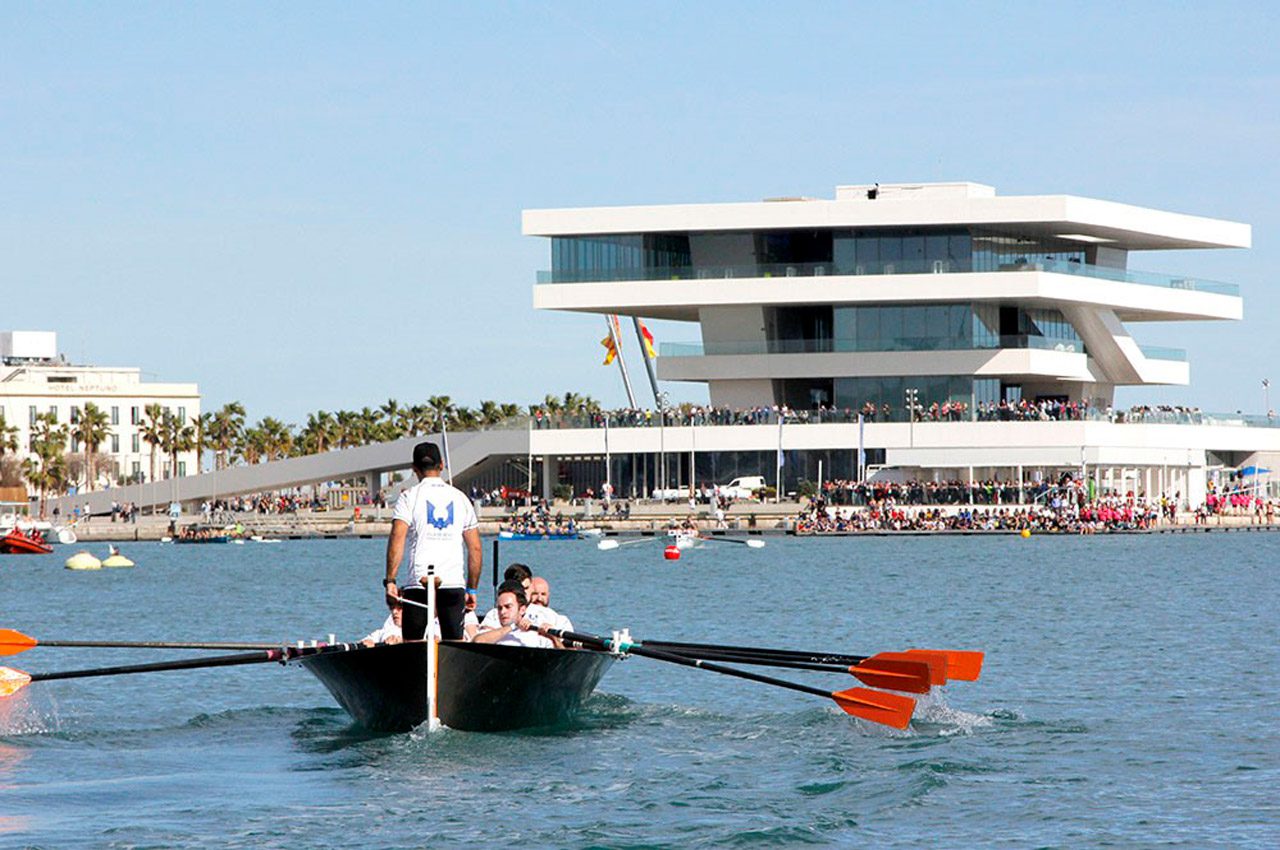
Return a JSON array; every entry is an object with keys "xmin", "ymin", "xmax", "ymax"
[
  {"xmin": 525, "ymin": 576, "xmax": 573, "ymax": 649},
  {"xmin": 361, "ymin": 599, "xmax": 404, "ymax": 646},
  {"xmin": 472, "ymin": 580, "xmax": 552, "ymax": 648},
  {"xmin": 479, "ymin": 563, "xmax": 533, "ymax": 631},
  {"xmin": 462, "ymin": 588, "xmax": 481, "ymax": 641}
]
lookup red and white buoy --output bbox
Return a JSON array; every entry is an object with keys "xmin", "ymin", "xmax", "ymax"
[{"xmin": 663, "ymin": 544, "xmax": 681, "ymax": 561}]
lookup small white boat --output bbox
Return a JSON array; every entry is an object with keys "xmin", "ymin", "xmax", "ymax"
[{"xmin": 65, "ymin": 551, "xmax": 102, "ymax": 570}]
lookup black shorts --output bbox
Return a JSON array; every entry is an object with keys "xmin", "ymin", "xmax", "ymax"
[{"xmin": 400, "ymin": 586, "xmax": 467, "ymax": 641}]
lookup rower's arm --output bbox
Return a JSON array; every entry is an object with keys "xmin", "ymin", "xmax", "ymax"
[
  {"xmin": 385, "ymin": 520, "xmax": 409, "ymax": 601},
  {"xmin": 464, "ymin": 526, "xmax": 482, "ymax": 591}
]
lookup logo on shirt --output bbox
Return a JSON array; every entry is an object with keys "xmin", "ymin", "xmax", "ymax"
[{"xmin": 426, "ymin": 501, "xmax": 455, "ymax": 530}]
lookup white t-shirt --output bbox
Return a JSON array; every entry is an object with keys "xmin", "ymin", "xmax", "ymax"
[
  {"xmin": 494, "ymin": 628, "xmax": 553, "ymax": 648},
  {"xmin": 392, "ymin": 476, "xmax": 478, "ymax": 588},
  {"xmin": 524, "ymin": 603, "xmax": 573, "ymax": 634},
  {"xmin": 362, "ymin": 614, "xmax": 403, "ymax": 644}
]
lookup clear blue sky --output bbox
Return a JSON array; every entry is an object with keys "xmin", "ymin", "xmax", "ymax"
[{"xmin": 3, "ymin": 2, "xmax": 1277, "ymax": 424}]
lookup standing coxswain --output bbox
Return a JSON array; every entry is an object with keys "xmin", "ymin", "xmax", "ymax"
[{"xmin": 383, "ymin": 441, "xmax": 482, "ymax": 641}]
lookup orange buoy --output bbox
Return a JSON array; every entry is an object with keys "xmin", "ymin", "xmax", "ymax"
[{"xmin": 663, "ymin": 545, "xmax": 681, "ymax": 560}]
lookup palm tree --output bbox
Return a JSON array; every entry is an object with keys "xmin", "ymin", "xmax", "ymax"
[
  {"xmin": 0, "ymin": 411, "xmax": 18, "ymax": 457},
  {"xmin": 141, "ymin": 404, "xmax": 165, "ymax": 483},
  {"xmin": 256, "ymin": 417, "xmax": 294, "ymax": 461},
  {"xmin": 195, "ymin": 412, "xmax": 212, "ymax": 475},
  {"xmin": 159, "ymin": 411, "xmax": 196, "ymax": 478},
  {"xmin": 74, "ymin": 402, "xmax": 112, "ymax": 491},
  {"xmin": 427, "ymin": 396, "xmax": 455, "ymax": 433},
  {"xmin": 25, "ymin": 412, "xmax": 69, "ymax": 516},
  {"xmin": 208, "ymin": 402, "xmax": 245, "ymax": 470},
  {"xmin": 298, "ymin": 411, "xmax": 336, "ymax": 455}
]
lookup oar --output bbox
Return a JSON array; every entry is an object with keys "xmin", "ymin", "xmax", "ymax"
[
  {"xmin": 0, "ymin": 629, "xmax": 279, "ymax": 656},
  {"xmin": 596, "ymin": 537, "xmax": 663, "ymax": 551},
  {"xmin": 0, "ymin": 644, "xmax": 345, "ymax": 699},
  {"xmin": 543, "ymin": 627, "xmax": 916, "ymax": 729},
  {"xmin": 643, "ymin": 638, "xmax": 983, "ymax": 682},
  {"xmin": 700, "ymin": 536, "xmax": 766, "ymax": 549},
  {"xmin": 634, "ymin": 646, "xmax": 933, "ymax": 694}
]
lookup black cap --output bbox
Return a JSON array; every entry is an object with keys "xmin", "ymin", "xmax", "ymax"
[{"xmin": 412, "ymin": 441, "xmax": 443, "ymax": 470}]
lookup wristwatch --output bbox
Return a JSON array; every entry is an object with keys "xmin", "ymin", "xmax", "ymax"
[{"xmin": 382, "ymin": 578, "xmax": 397, "ymax": 587}]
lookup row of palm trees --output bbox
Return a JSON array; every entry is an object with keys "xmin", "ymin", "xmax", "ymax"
[{"xmin": 0, "ymin": 392, "xmax": 603, "ymax": 502}]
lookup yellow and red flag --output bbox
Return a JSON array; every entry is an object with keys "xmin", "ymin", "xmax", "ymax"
[
  {"xmin": 601, "ymin": 334, "xmax": 618, "ymax": 365},
  {"xmin": 639, "ymin": 321, "xmax": 657, "ymax": 359}
]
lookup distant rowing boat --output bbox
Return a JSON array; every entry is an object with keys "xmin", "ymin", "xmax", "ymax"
[
  {"xmin": 497, "ymin": 531, "xmax": 581, "ymax": 541},
  {"xmin": 299, "ymin": 640, "xmax": 615, "ymax": 732}
]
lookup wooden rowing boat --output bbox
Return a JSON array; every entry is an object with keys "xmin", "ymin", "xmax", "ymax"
[{"xmin": 298, "ymin": 640, "xmax": 615, "ymax": 732}]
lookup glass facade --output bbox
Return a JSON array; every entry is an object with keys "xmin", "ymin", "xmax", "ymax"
[
  {"xmin": 551, "ymin": 234, "xmax": 690, "ymax": 281},
  {"xmin": 833, "ymin": 228, "xmax": 972, "ymax": 275}
]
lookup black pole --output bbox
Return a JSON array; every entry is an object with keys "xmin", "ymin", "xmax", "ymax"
[
  {"xmin": 30, "ymin": 649, "xmax": 289, "ymax": 682},
  {"xmin": 642, "ymin": 638, "xmax": 870, "ymax": 667},
  {"xmin": 546, "ymin": 628, "xmax": 833, "ymax": 700},
  {"xmin": 491, "ymin": 538, "xmax": 500, "ymax": 603},
  {"xmin": 33, "ymin": 640, "xmax": 282, "ymax": 651}
]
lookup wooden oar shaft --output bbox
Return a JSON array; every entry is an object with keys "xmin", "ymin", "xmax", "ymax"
[
  {"xmin": 549, "ymin": 629, "xmax": 833, "ymax": 700},
  {"xmin": 643, "ymin": 649, "xmax": 850, "ymax": 674}
]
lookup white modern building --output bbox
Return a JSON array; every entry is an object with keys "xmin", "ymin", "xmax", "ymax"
[
  {"xmin": 0, "ymin": 331, "xmax": 201, "ymax": 492},
  {"xmin": 524, "ymin": 182, "xmax": 1280, "ymax": 505}
]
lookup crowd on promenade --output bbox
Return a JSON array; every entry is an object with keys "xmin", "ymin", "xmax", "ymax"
[
  {"xmin": 525, "ymin": 401, "xmax": 1224, "ymax": 429},
  {"xmin": 794, "ymin": 492, "xmax": 1166, "ymax": 534},
  {"xmin": 819, "ymin": 478, "xmax": 1048, "ymax": 506}
]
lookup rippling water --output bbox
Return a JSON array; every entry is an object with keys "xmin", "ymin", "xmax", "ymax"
[{"xmin": 1, "ymin": 533, "xmax": 1276, "ymax": 848}]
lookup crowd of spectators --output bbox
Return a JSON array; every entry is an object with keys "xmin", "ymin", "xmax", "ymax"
[
  {"xmin": 794, "ymin": 492, "xmax": 1165, "ymax": 534},
  {"xmin": 523, "ymin": 401, "xmax": 1234, "ymax": 429}
]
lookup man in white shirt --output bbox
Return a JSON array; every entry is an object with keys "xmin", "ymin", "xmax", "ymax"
[
  {"xmin": 478, "ymin": 563, "xmax": 532, "ymax": 631},
  {"xmin": 473, "ymin": 581, "xmax": 553, "ymax": 648},
  {"xmin": 361, "ymin": 600, "xmax": 404, "ymax": 647},
  {"xmin": 383, "ymin": 442, "xmax": 482, "ymax": 641},
  {"xmin": 526, "ymin": 576, "xmax": 574, "ymax": 634}
]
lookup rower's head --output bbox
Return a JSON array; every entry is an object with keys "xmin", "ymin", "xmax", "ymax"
[
  {"xmin": 411, "ymin": 441, "xmax": 444, "ymax": 478},
  {"xmin": 495, "ymin": 580, "xmax": 528, "ymax": 627},
  {"xmin": 504, "ymin": 563, "xmax": 533, "ymax": 596},
  {"xmin": 389, "ymin": 599, "xmax": 403, "ymax": 626},
  {"xmin": 529, "ymin": 576, "xmax": 550, "ymax": 607}
]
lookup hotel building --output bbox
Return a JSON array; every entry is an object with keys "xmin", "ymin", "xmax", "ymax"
[
  {"xmin": 523, "ymin": 182, "xmax": 1279, "ymax": 504},
  {"xmin": 0, "ymin": 331, "xmax": 201, "ymax": 492}
]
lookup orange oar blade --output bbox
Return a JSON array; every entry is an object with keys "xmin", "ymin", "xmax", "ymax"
[
  {"xmin": 0, "ymin": 629, "xmax": 38, "ymax": 657},
  {"xmin": 874, "ymin": 651, "xmax": 947, "ymax": 686},
  {"xmin": 849, "ymin": 657, "xmax": 932, "ymax": 694},
  {"xmin": 0, "ymin": 666, "xmax": 33, "ymax": 698},
  {"xmin": 831, "ymin": 687, "xmax": 916, "ymax": 729},
  {"xmin": 907, "ymin": 649, "xmax": 984, "ymax": 681}
]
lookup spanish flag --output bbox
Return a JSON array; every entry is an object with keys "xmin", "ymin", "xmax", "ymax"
[
  {"xmin": 639, "ymin": 321, "xmax": 657, "ymax": 359},
  {"xmin": 601, "ymin": 334, "xmax": 618, "ymax": 365}
]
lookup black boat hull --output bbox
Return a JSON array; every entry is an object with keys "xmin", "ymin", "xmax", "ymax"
[{"xmin": 298, "ymin": 640, "xmax": 615, "ymax": 733}]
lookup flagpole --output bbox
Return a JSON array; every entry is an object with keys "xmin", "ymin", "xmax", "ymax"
[
  {"xmin": 606, "ymin": 315, "xmax": 638, "ymax": 408},
  {"xmin": 440, "ymin": 414, "xmax": 453, "ymax": 484},
  {"xmin": 632, "ymin": 316, "xmax": 661, "ymax": 408}
]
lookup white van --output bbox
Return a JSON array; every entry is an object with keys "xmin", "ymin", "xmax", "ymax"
[{"xmin": 718, "ymin": 476, "xmax": 767, "ymax": 500}]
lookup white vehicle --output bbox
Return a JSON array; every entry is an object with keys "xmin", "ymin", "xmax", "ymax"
[{"xmin": 718, "ymin": 476, "xmax": 767, "ymax": 500}]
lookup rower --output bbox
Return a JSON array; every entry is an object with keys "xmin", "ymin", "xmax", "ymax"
[
  {"xmin": 361, "ymin": 599, "xmax": 405, "ymax": 647},
  {"xmin": 479, "ymin": 564, "xmax": 533, "ymax": 631},
  {"xmin": 526, "ymin": 576, "xmax": 573, "ymax": 633},
  {"xmin": 472, "ymin": 581, "xmax": 552, "ymax": 648}
]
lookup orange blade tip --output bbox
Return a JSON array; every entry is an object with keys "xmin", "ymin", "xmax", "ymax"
[
  {"xmin": 0, "ymin": 666, "xmax": 33, "ymax": 698},
  {"xmin": 850, "ymin": 658, "xmax": 932, "ymax": 694},
  {"xmin": 831, "ymin": 686, "xmax": 916, "ymax": 730},
  {"xmin": 0, "ymin": 629, "xmax": 38, "ymax": 656},
  {"xmin": 875, "ymin": 651, "xmax": 947, "ymax": 686},
  {"xmin": 909, "ymin": 649, "xmax": 984, "ymax": 681}
]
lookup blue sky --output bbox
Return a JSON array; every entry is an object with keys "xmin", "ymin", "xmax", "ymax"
[{"xmin": 2, "ymin": 2, "xmax": 1277, "ymax": 423}]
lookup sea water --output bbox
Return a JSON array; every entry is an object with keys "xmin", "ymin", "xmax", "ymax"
[{"xmin": 1, "ymin": 533, "xmax": 1276, "ymax": 848}]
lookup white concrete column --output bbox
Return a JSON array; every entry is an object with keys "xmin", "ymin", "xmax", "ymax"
[{"xmin": 541, "ymin": 454, "xmax": 555, "ymax": 501}]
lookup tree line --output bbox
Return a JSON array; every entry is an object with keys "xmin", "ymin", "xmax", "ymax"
[{"xmin": 0, "ymin": 392, "xmax": 604, "ymax": 507}]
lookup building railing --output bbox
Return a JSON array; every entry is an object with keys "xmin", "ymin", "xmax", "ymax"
[
  {"xmin": 517, "ymin": 406, "xmax": 1280, "ymax": 429},
  {"xmin": 1138, "ymin": 345, "xmax": 1189, "ymax": 362},
  {"xmin": 535, "ymin": 258, "xmax": 1240, "ymax": 296},
  {"xmin": 660, "ymin": 335, "xmax": 1086, "ymax": 357}
]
